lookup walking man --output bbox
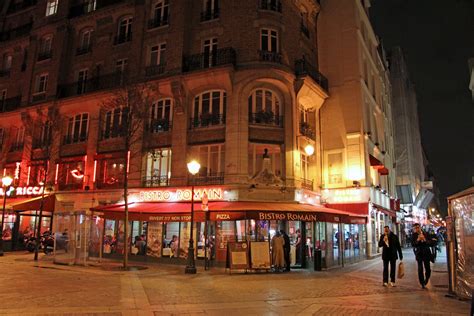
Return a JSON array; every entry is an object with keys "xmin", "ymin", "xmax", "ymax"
[
  {"xmin": 378, "ymin": 225, "xmax": 403, "ymax": 287},
  {"xmin": 280, "ymin": 230, "xmax": 291, "ymax": 271},
  {"xmin": 412, "ymin": 223, "xmax": 433, "ymax": 289}
]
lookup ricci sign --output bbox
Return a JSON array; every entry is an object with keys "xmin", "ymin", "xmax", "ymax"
[{"xmin": 0, "ymin": 186, "xmax": 49, "ymax": 196}]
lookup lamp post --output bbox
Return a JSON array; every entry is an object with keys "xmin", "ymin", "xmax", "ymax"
[
  {"xmin": 185, "ymin": 160, "xmax": 200, "ymax": 274},
  {"xmin": 0, "ymin": 176, "xmax": 13, "ymax": 257}
]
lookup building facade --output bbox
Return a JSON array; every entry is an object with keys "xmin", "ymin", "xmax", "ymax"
[
  {"xmin": 317, "ymin": 0, "xmax": 399, "ymax": 257},
  {"xmin": 0, "ymin": 0, "xmax": 372, "ymax": 268}
]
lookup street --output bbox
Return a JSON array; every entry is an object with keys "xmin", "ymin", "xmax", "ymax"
[{"xmin": 0, "ymin": 248, "xmax": 470, "ymax": 316}]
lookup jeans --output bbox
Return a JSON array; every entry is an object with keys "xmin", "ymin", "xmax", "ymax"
[
  {"xmin": 383, "ymin": 258, "xmax": 397, "ymax": 283},
  {"xmin": 417, "ymin": 258, "xmax": 431, "ymax": 285}
]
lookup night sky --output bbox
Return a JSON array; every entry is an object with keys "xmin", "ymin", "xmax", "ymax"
[{"xmin": 370, "ymin": 0, "xmax": 474, "ymax": 214}]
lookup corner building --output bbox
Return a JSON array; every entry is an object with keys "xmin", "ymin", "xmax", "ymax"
[{"xmin": 0, "ymin": 0, "xmax": 367, "ymax": 269}]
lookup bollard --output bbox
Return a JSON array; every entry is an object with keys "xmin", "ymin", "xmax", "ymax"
[{"xmin": 314, "ymin": 249, "xmax": 322, "ymax": 271}]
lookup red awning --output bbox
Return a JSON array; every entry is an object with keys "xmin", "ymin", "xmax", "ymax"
[
  {"xmin": 11, "ymin": 195, "xmax": 56, "ymax": 212},
  {"xmin": 378, "ymin": 167, "xmax": 389, "ymax": 175},
  {"xmin": 325, "ymin": 203, "xmax": 369, "ymax": 216},
  {"xmin": 369, "ymin": 155, "xmax": 383, "ymax": 167}
]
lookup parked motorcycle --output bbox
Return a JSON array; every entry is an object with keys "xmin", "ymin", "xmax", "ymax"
[{"xmin": 25, "ymin": 232, "xmax": 54, "ymax": 255}]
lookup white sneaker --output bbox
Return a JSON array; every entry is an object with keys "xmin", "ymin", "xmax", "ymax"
[
  {"xmin": 389, "ymin": 282, "xmax": 396, "ymax": 287},
  {"xmin": 383, "ymin": 282, "xmax": 388, "ymax": 287}
]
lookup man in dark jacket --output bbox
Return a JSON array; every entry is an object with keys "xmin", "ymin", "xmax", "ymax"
[
  {"xmin": 280, "ymin": 230, "xmax": 291, "ymax": 271},
  {"xmin": 412, "ymin": 223, "xmax": 433, "ymax": 289},
  {"xmin": 378, "ymin": 225, "xmax": 403, "ymax": 287}
]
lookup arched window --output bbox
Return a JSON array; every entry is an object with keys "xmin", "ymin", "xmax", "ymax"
[
  {"xmin": 78, "ymin": 28, "xmax": 93, "ymax": 52},
  {"xmin": 192, "ymin": 90, "xmax": 226, "ymax": 128},
  {"xmin": 149, "ymin": 98, "xmax": 172, "ymax": 133},
  {"xmin": 248, "ymin": 89, "xmax": 282, "ymax": 126}
]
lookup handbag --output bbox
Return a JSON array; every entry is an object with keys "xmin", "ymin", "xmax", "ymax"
[{"xmin": 397, "ymin": 261, "xmax": 405, "ymax": 279}]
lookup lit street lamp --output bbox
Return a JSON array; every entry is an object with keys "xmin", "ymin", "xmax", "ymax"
[
  {"xmin": 185, "ymin": 160, "xmax": 200, "ymax": 274},
  {"xmin": 0, "ymin": 176, "xmax": 13, "ymax": 257}
]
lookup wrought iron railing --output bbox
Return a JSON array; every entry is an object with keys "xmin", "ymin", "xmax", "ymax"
[
  {"xmin": 145, "ymin": 64, "xmax": 166, "ymax": 77},
  {"xmin": 148, "ymin": 15, "xmax": 170, "ymax": 29},
  {"xmin": 57, "ymin": 72, "xmax": 129, "ymax": 98},
  {"xmin": 258, "ymin": 0, "xmax": 282, "ymax": 12},
  {"xmin": 63, "ymin": 134, "xmax": 88, "ymax": 145},
  {"xmin": 189, "ymin": 114, "xmax": 225, "ymax": 129},
  {"xmin": 0, "ymin": 96, "xmax": 21, "ymax": 113},
  {"xmin": 258, "ymin": 50, "xmax": 282, "ymax": 63},
  {"xmin": 249, "ymin": 112, "xmax": 283, "ymax": 127},
  {"xmin": 96, "ymin": 179, "xmax": 124, "ymax": 189},
  {"xmin": 183, "ymin": 47, "xmax": 236, "ymax": 72},
  {"xmin": 300, "ymin": 122, "xmax": 315, "ymax": 140},
  {"xmin": 295, "ymin": 58, "xmax": 329, "ymax": 91},
  {"xmin": 201, "ymin": 8, "xmax": 220, "ymax": 21},
  {"xmin": 146, "ymin": 119, "xmax": 172, "ymax": 133},
  {"xmin": 114, "ymin": 32, "xmax": 132, "ymax": 45},
  {"xmin": 189, "ymin": 172, "xmax": 224, "ymax": 185},
  {"xmin": 142, "ymin": 176, "xmax": 170, "ymax": 187},
  {"xmin": 100, "ymin": 128, "xmax": 126, "ymax": 140}
]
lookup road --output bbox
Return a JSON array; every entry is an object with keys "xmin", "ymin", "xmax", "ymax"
[{"xmin": 0, "ymin": 247, "xmax": 470, "ymax": 315}]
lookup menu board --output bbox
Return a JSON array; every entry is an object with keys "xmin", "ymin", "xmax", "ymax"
[
  {"xmin": 146, "ymin": 222, "xmax": 163, "ymax": 258},
  {"xmin": 227, "ymin": 242, "xmax": 249, "ymax": 270},
  {"xmin": 250, "ymin": 242, "xmax": 271, "ymax": 269}
]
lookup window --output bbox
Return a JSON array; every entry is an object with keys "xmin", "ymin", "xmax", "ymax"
[
  {"xmin": 1, "ymin": 90, "xmax": 6, "ymax": 111},
  {"xmin": 11, "ymin": 127, "xmax": 25, "ymax": 151},
  {"xmin": 77, "ymin": 69, "xmax": 88, "ymax": 94},
  {"xmin": 144, "ymin": 148, "xmax": 171, "ymax": 187},
  {"xmin": 248, "ymin": 89, "xmax": 281, "ymax": 125},
  {"xmin": 301, "ymin": 152, "xmax": 309, "ymax": 180},
  {"xmin": 190, "ymin": 144, "xmax": 225, "ymax": 178},
  {"xmin": 58, "ymin": 160, "xmax": 84, "ymax": 190},
  {"xmin": 29, "ymin": 163, "xmax": 47, "ymax": 186},
  {"xmin": 150, "ymin": 43, "xmax": 166, "ymax": 66},
  {"xmin": 261, "ymin": 29, "xmax": 278, "ymax": 52},
  {"xmin": 65, "ymin": 113, "xmax": 89, "ymax": 144},
  {"xmin": 149, "ymin": 99, "xmax": 172, "ymax": 132},
  {"xmin": 85, "ymin": 0, "xmax": 96, "ymax": 13},
  {"xmin": 300, "ymin": 10, "xmax": 310, "ymax": 38},
  {"xmin": 153, "ymin": 0, "xmax": 169, "ymax": 26},
  {"xmin": 45, "ymin": 0, "xmax": 58, "ymax": 16},
  {"xmin": 248, "ymin": 143, "xmax": 282, "ymax": 177},
  {"xmin": 326, "ymin": 151, "xmax": 344, "ymax": 187},
  {"xmin": 192, "ymin": 90, "xmax": 226, "ymax": 127},
  {"xmin": 34, "ymin": 122, "xmax": 52, "ymax": 148},
  {"xmin": 102, "ymin": 107, "xmax": 129, "ymax": 140},
  {"xmin": 117, "ymin": 17, "xmax": 132, "ymax": 43},
  {"xmin": 202, "ymin": 0, "xmax": 219, "ymax": 21},
  {"xmin": 202, "ymin": 38, "xmax": 218, "ymax": 68},
  {"xmin": 115, "ymin": 59, "xmax": 128, "ymax": 84},
  {"xmin": 38, "ymin": 36, "xmax": 53, "ymax": 60},
  {"xmin": 96, "ymin": 157, "xmax": 125, "ymax": 189},
  {"xmin": 299, "ymin": 108, "xmax": 315, "ymax": 139},
  {"xmin": 35, "ymin": 74, "xmax": 48, "ymax": 94},
  {"xmin": 2, "ymin": 54, "xmax": 12, "ymax": 71},
  {"xmin": 79, "ymin": 29, "xmax": 92, "ymax": 52},
  {"xmin": 259, "ymin": 0, "xmax": 282, "ymax": 12}
]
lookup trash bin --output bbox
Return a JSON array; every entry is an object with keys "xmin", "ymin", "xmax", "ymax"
[{"xmin": 314, "ymin": 249, "xmax": 322, "ymax": 271}]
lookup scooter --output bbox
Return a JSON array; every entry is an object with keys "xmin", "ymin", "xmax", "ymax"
[{"xmin": 25, "ymin": 233, "xmax": 54, "ymax": 254}]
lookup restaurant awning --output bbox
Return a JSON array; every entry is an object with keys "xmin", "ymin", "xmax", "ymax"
[{"xmin": 9, "ymin": 195, "xmax": 55, "ymax": 212}]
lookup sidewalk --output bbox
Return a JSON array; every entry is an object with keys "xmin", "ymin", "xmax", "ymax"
[{"xmin": 0, "ymin": 248, "xmax": 470, "ymax": 315}]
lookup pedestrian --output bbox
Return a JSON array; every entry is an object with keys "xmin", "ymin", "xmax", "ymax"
[
  {"xmin": 412, "ymin": 223, "xmax": 434, "ymax": 289},
  {"xmin": 378, "ymin": 225, "xmax": 403, "ymax": 287},
  {"xmin": 280, "ymin": 229, "xmax": 291, "ymax": 271},
  {"xmin": 271, "ymin": 231, "xmax": 285, "ymax": 272}
]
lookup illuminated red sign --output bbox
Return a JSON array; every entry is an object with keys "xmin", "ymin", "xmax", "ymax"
[
  {"xmin": 130, "ymin": 187, "xmax": 225, "ymax": 202},
  {"xmin": 0, "ymin": 186, "xmax": 49, "ymax": 196}
]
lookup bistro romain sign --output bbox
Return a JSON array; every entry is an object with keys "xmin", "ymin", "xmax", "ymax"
[
  {"xmin": 256, "ymin": 212, "xmax": 317, "ymax": 222},
  {"xmin": 131, "ymin": 187, "xmax": 225, "ymax": 202}
]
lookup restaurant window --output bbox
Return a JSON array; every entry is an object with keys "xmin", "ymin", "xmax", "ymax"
[
  {"xmin": 163, "ymin": 222, "xmax": 180, "ymax": 257},
  {"xmin": 248, "ymin": 89, "xmax": 281, "ymax": 124},
  {"xmin": 34, "ymin": 74, "xmax": 48, "ymax": 94},
  {"xmin": 1, "ymin": 213, "xmax": 16, "ymax": 241},
  {"xmin": 248, "ymin": 143, "xmax": 282, "ymax": 177},
  {"xmin": 260, "ymin": 29, "xmax": 278, "ymax": 52},
  {"xmin": 65, "ymin": 113, "xmax": 88, "ymax": 144},
  {"xmin": 153, "ymin": 0, "xmax": 169, "ymax": 25},
  {"xmin": 96, "ymin": 156, "xmax": 125, "ymax": 189},
  {"xmin": 149, "ymin": 98, "xmax": 171, "ymax": 133},
  {"xmin": 144, "ymin": 148, "xmax": 171, "ymax": 187},
  {"xmin": 149, "ymin": 43, "xmax": 166, "ymax": 66},
  {"xmin": 58, "ymin": 160, "xmax": 84, "ymax": 190},
  {"xmin": 45, "ymin": 0, "xmax": 58, "ymax": 16},
  {"xmin": 102, "ymin": 107, "xmax": 129, "ymax": 140},
  {"xmin": 190, "ymin": 144, "xmax": 225, "ymax": 179},
  {"xmin": 192, "ymin": 90, "xmax": 226, "ymax": 127},
  {"xmin": 29, "ymin": 162, "xmax": 47, "ymax": 186}
]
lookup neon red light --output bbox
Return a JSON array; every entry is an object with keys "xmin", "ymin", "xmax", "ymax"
[
  {"xmin": 70, "ymin": 169, "xmax": 84, "ymax": 179},
  {"xmin": 127, "ymin": 151, "xmax": 130, "ymax": 173},
  {"xmin": 55, "ymin": 164, "xmax": 59, "ymax": 184},
  {"xmin": 26, "ymin": 166, "xmax": 31, "ymax": 186},
  {"xmin": 93, "ymin": 160, "xmax": 97, "ymax": 183}
]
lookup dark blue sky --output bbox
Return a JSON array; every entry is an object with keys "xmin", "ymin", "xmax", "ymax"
[{"xmin": 370, "ymin": 0, "xmax": 474, "ymax": 213}]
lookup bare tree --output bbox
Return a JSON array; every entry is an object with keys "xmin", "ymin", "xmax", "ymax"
[{"xmin": 101, "ymin": 82, "xmax": 156, "ymax": 269}]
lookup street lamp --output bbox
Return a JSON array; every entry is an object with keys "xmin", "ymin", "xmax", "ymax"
[
  {"xmin": 185, "ymin": 160, "xmax": 200, "ymax": 274},
  {"xmin": 0, "ymin": 176, "xmax": 13, "ymax": 257},
  {"xmin": 304, "ymin": 144, "xmax": 315, "ymax": 156}
]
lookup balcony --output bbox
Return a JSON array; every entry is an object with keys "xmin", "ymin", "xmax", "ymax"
[
  {"xmin": 258, "ymin": 0, "xmax": 282, "ymax": 12},
  {"xmin": 7, "ymin": 0, "xmax": 37, "ymax": 14},
  {"xmin": 301, "ymin": 178, "xmax": 313, "ymax": 191},
  {"xmin": 0, "ymin": 69, "xmax": 11, "ymax": 78},
  {"xmin": 63, "ymin": 135, "xmax": 88, "ymax": 145},
  {"xmin": 114, "ymin": 32, "xmax": 132, "ymax": 45},
  {"xmin": 0, "ymin": 22, "xmax": 33, "ymax": 42},
  {"xmin": 31, "ymin": 93, "xmax": 46, "ymax": 103},
  {"xmin": 183, "ymin": 47, "xmax": 236, "ymax": 72},
  {"xmin": 201, "ymin": 9, "xmax": 220, "ymax": 22},
  {"xmin": 146, "ymin": 119, "xmax": 171, "ymax": 133},
  {"xmin": 295, "ymin": 59, "xmax": 329, "ymax": 91},
  {"xmin": 142, "ymin": 176, "xmax": 170, "ymax": 188},
  {"xmin": 188, "ymin": 172, "xmax": 224, "ymax": 185},
  {"xmin": 301, "ymin": 22, "xmax": 310, "ymax": 38},
  {"xmin": 100, "ymin": 128, "xmax": 126, "ymax": 141},
  {"xmin": 299, "ymin": 122, "xmax": 315, "ymax": 140},
  {"xmin": 76, "ymin": 45, "xmax": 92, "ymax": 56},
  {"xmin": 189, "ymin": 114, "xmax": 225, "ymax": 129},
  {"xmin": 145, "ymin": 64, "xmax": 166, "ymax": 77},
  {"xmin": 37, "ymin": 51, "xmax": 52, "ymax": 61},
  {"xmin": 57, "ymin": 72, "xmax": 129, "ymax": 98},
  {"xmin": 258, "ymin": 50, "xmax": 282, "ymax": 63},
  {"xmin": 249, "ymin": 112, "xmax": 283, "ymax": 127},
  {"xmin": 0, "ymin": 96, "xmax": 22, "ymax": 113},
  {"xmin": 69, "ymin": 0, "xmax": 124, "ymax": 18},
  {"xmin": 148, "ymin": 15, "xmax": 170, "ymax": 29}
]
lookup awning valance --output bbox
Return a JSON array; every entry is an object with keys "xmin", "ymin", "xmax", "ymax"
[{"xmin": 10, "ymin": 195, "xmax": 55, "ymax": 212}]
